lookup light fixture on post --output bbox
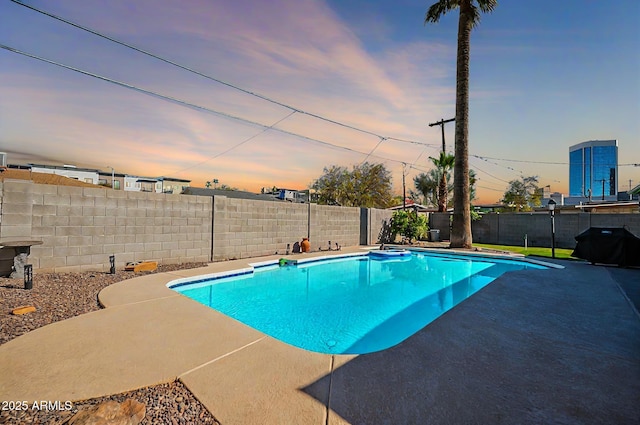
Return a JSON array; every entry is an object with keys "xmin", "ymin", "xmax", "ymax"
[
  {"xmin": 107, "ymin": 166, "xmax": 115, "ymax": 190},
  {"xmin": 547, "ymin": 199, "xmax": 556, "ymax": 259}
]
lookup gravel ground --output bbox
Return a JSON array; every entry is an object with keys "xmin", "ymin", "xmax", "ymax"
[{"xmin": 0, "ymin": 263, "xmax": 221, "ymax": 425}]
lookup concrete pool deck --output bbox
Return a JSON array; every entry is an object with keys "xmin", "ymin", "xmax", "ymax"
[{"xmin": 0, "ymin": 247, "xmax": 639, "ymax": 424}]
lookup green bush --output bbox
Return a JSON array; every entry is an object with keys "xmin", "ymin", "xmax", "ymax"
[{"xmin": 390, "ymin": 210, "xmax": 429, "ymax": 242}]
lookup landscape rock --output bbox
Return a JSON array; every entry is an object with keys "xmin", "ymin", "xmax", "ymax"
[
  {"xmin": 11, "ymin": 305, "xmax": 36, "ymax": 315},
  {"xmin": 68, "ymin": 399, "xmax": 145, "ymax": 425},
  {"xmin": 0, "ymin": 263, "xmax": 221, "ymax": 424}
]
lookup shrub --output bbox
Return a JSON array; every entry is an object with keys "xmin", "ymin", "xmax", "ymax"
[{"xmin": 389, "ymin": 210, "xmax": 429, "ymax": 242}]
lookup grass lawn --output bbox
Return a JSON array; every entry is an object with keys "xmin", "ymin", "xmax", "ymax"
[{"xmin": 473, "ymin": 243, "xmax": 576, "ymax": 260}]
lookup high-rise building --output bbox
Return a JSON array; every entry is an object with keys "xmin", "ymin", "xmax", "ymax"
[{"xmin": 569, "ymin": 140, "xmax": 618, "ymax": 199}]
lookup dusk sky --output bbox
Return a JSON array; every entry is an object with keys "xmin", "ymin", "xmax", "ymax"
[{"xmin": 1, "ymin": 0, "xmax": 638, "ymax": 203}]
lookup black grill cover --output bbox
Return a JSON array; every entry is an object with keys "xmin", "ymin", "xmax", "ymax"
[{"xmin": 572, "ymin": 227, "xmax": 640, "ymax": 267}]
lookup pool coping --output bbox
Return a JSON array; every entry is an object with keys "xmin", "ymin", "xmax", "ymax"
[{"xmin": 1, "ymin": 247, "xmax": 637, "ymax": 424}]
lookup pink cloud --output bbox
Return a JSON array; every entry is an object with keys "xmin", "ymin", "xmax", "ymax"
[{"xmin": 0, "ymin": 0, "xmax": 524, "ymax": 201}]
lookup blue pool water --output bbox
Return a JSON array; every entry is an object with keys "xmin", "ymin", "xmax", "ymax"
[{"xmin": 171, "ymin": 251, "xmax": 546, "ymax": 354}]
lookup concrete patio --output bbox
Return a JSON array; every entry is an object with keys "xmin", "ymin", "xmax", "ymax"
[{"xmin": 0, "ymin": 248, "xmax": 638, "ymax": 424}]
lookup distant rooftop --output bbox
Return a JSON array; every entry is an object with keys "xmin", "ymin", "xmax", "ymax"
[
  {"xmin": 182, "ymin": 187, "xmax": 282, "ymax": 202},
  {"xmin": 0, "ymin": 168, "xmax": 100, "ymax": 188}
]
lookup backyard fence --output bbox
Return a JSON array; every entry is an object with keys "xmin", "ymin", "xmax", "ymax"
[
  {"xmin": 429, "ymin": 211, "xmax": 640, "ymax": 249},
  {"xmin": 0, "ymin": 180, "xmax": 393, "ymax": 273}
]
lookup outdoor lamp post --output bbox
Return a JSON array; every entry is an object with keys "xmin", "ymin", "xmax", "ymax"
[{"xmin": 547, "ymin": 199, "xmax": 556, "ymax": 259}]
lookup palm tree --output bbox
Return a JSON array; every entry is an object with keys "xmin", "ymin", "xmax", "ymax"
[
  {"xmin": 425, "ymin": 0, "xmax": 497, "ymax": 248},
  {"xmin": 430, "ymin": 152, "xmax": 455, "ymax": 212},
  {"xmin": 413, "ymin": 171, "xmax": 439, "ymax": 207}
]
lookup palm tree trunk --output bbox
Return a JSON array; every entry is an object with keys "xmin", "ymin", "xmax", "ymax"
[
  {"xmin": 451, "ymin": 0, "xmax": 473, "ymax": 248},
  {"xmin": 438, "ymin": 173, "xmax": 447, "ymax": 212}
]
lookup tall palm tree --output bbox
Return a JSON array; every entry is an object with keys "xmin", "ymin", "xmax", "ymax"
[
  {"xmin": 425, "ymin": 0, "xmax": 497, "ymax": 248},
  {"xmin": 430, "ymin": 152, "xmax": 455, "ymax": 212}
]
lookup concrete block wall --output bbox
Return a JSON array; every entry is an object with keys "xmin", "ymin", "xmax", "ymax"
[
  {"xmin": 212, "ymin": 196, "xmax": 309, "ymax": 261},
  {"xmin": 472, "ymin": 212, "xmax": 640, "ymax": 249},
  {"xmin": 3, "ymin": 179, "xmax": 506, "ymax": 272},
  {"xmin": 309, "ymin": 204, "xmax": 360, "ymax": 251},
  {"xmin": 0, "ymin": 180, "xmax": 34, "ymax": 241},
  {"xmin": 1, "ymin": 180, "xmax": 212, "ymax": 273},
  {"xmin": 429, "ymin": 213, "xmax": 451, "ymax": 241},
  {"xmin": 367, "ymin": 208, "xmax": 394, "ymax": 245}
]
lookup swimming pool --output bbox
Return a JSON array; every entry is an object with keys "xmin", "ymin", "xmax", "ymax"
[{"xmin": 170, "ymin": 251, "xmax": 547, "ymax": 354}]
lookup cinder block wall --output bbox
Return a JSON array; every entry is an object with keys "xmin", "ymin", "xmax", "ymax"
[
  {"xmin": 212, "ymin": 196, "xmax": 308, "ymax": 260},
  {"xmin": 367, "ymin": 208, "xmax": 394, "ymax": 244},
  {"xmin": 1, "ymin": 180, "xmax": 212, "ymax": 273},
  {"xmin": 0, "ymin": 180, "xmax": 403, "ymax": 272},
  {"xmin": 309, "ymin": 204, "xmax": 360, "ymax": 251},
  {"xmin": 0, "ymin": 180, "xmax": 34, "ymax": 241},
  {"xmin": 472, "ymin": 212, "xmax": 640, "ymax": 249},
  {"xmin": 429, "ymin": 213, "xmax": 451, "ymax": 241}
]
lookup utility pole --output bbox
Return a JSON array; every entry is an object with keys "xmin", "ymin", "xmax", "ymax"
[
  {"xmin": 402, "ymin": 163, "xmax": 406, "ymax": 210},
  {"xmin": 428, "ymin": 117, "xmax": 455, "ymax": 153},
  {"xmin": 107, "ymin": 165, "xmax": 115, "ymax": 189}
]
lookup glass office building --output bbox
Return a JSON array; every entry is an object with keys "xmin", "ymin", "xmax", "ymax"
[{"xmin": 569, "ymin": 140, "xmax": 618, "ymax": 198}]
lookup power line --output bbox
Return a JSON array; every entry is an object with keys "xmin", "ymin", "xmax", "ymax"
[
  {"xmin": 360, "ymin": 137, "xmax": 387, "ymax": 165},
  {"xmin": 10, "ymin": 0, "xmax": 388, "ymax": 141},
  {"xmin": 472, "ymin": 154, "xmax": 523, "ymax": 175},
  {"xmin": 469, "ymin": 157, "xmax": 512, "ymax": 184},
  {"xmin": 170, "ymin": 110, "xmax": 297, "ymax": 175},
  {"xmin": 474, "ymin": 154, "xmax": 639, "ymax": 167},
  {"xmin": 476, "ymin": 185, "xmax": 504, "ymax": 193},
  {"xmin": 11, "ymin": 1, "xmax": 636, "ymax": 175},
  {"xmin": 0, "ymin": 43, "xmax": 406, "ymax": 165},
  {"xmin": 473, "ymin": 155, "xmax": 566, "ymax": 165}
]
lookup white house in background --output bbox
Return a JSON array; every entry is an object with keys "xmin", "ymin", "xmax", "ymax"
[
  {"xmin": 123, "ymin": 176, "xmax": 191, "ymax": 193},
  {"xmin": 15, "ymin": 162, "xmax": 190, "ymax": 194},
  {"xmin": 157, "ymin": 176, "xmax": 191, "ymax": 194},
  {"xmin": 124, "ymin": 176, "xmax": 160, "ymax": 192},
  {"xmin": 29, "ymin": 164, "xmax": 99, "ymax": 184}
]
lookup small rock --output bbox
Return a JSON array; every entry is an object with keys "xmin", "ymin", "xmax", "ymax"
[
  {"xmin": 12, "ymin": 305, "xmax": 36, "ymax": 315},
  {"xmin": 68, "ymin": 398, "xmax": 145, "ymax": 425}
]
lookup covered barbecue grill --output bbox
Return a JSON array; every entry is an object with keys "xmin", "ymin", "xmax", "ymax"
[{"xmin": 572, "ymin": 227, "xmax": 640, "ymax": 267}]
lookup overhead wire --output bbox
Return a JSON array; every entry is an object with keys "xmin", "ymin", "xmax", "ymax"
[
  {"xmin": 11, "ymin": 0, "xmax": 596, "ymax": 173},
  {"xmin": 469, "ymin": 156, "xmax": 513, "ymax": 184},
  {"xmin": 360, "ymin": 137, "xmax": 387, "ymax": 165},
  {"xmin": 0, "ymin": 43, "xmax": 406, "ymax": 165},
  {"xmin": 10, "ymin": 0, "xmax": 387, "ymax": 140},
  {"xmin": 170, "ymin": 110, "xmax": 297, "ymax": 175},
  {"xmin": 10, "ymin": 0, "xmax": 617, "ymax": 180},
  {"xmin": 471, "ymin": 154, "xmax": 523, "ymax": 175},
  {"xmin": 473, "ymin": 154, "xmax": 638, "ymax": 167}
]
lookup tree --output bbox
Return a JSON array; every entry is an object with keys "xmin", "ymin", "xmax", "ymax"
[
  {"xmin": 430, "ymin": 152, "xmax": 455, "ymax": 212},
  {"xmin": 414, "ymin": 164, "xmax": 477, "ymax": 209},
  {"xmin": 413, "ymin": 170, "xmax": 439, "ymax": 207},
  {"xmin": 469, "ymin": 169, "xmax": 477, "ymax": 202},
  {"xmin": 413, "ymin": 169, "xmax": 452, "ymax": 208},
  {"xmin": 311, "ymin": 162, "xmax": 394, "ymax": 208},
  {"xmin": 425, "ymin": 0, "xmax": 497, "ymax": 248},
  {"xmin": 389, "ymin": 209, "xmax": 429, "ymax": 242},
  {"xmin": 502, "ymin": 176, "xmax": 541, "ymax": 212}
]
